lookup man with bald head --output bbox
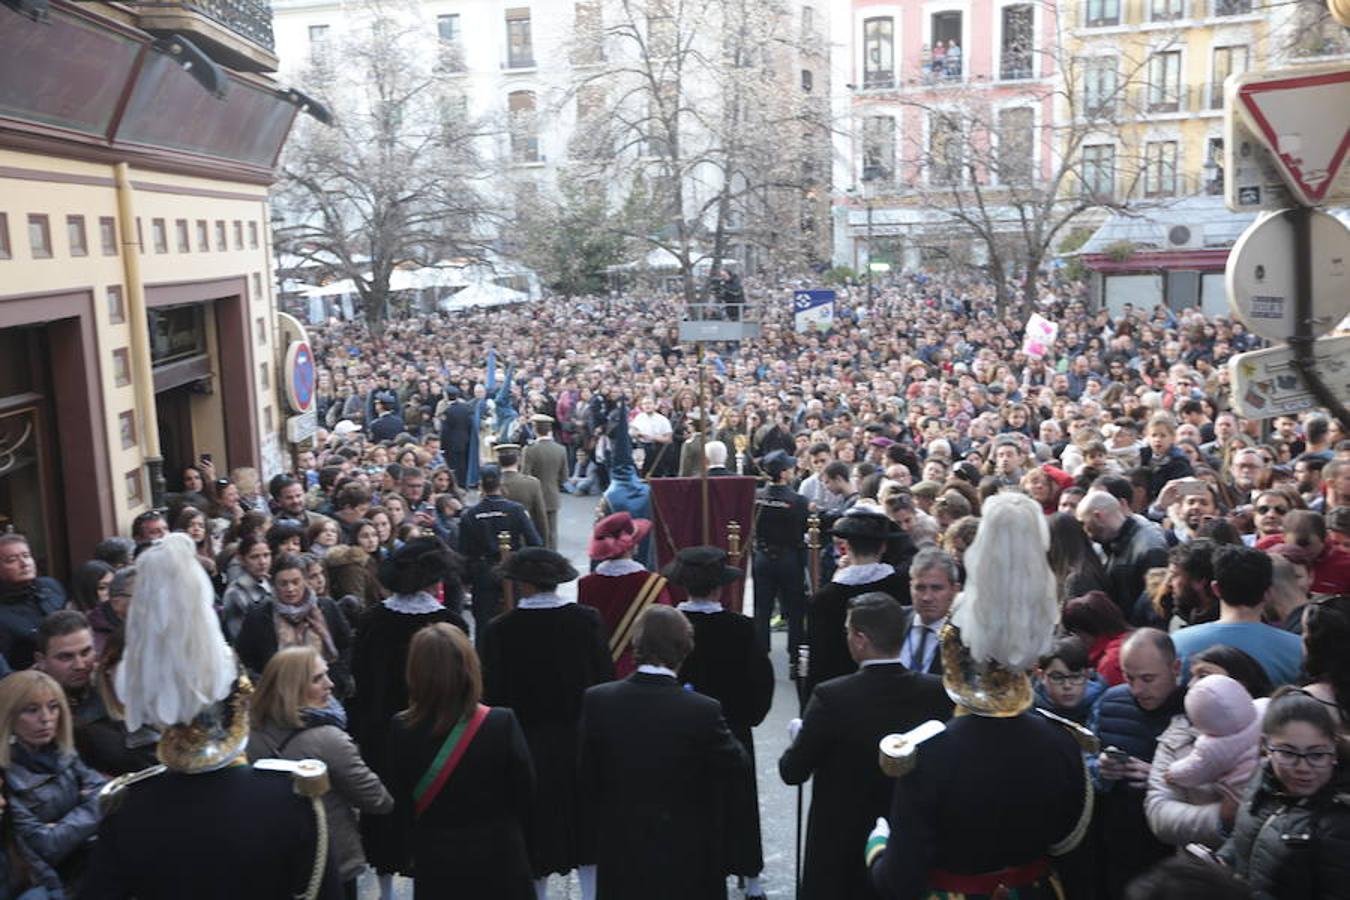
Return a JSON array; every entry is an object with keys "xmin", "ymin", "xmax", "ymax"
[
  {"xmin": 1077, "ymin": 490, "xmax": 1170, "ymax": 624},
  {"xmin": 1088, "ymin": 629, "xmax": 1184, "ymax": 898}
]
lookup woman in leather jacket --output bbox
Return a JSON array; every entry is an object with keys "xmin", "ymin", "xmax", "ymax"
[{"xmin": 1218, "ymin": 687, "xmax": 1350, "ymax": 899}]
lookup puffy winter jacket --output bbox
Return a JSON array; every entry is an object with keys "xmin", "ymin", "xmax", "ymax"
[
  {"xmin": 5, "ymin": 744, "xmax": 106, "ymax": 894},
  {"xmin": 1033, "ymin": 673, "xmax": 1108, "ymax": 725},
  {"xmin": 0, "ymin": 579, "xmax": 66, "ymax": 670},
  {"xmin": 1218, "ymin": 759, "xmax": 1350, "ymax": 900}
]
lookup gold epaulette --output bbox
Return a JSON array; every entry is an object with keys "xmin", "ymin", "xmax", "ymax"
[
  {"xmin": 98, "ymin": 764, "xmax": 168, "ymax": 815},
  {"xmin": 878, "ymin": 719, "xmax": 946, "ymax": 778},
  {"xmin": 253, "ymin": 757, "xmax": 331, "ymax": 798},
  {"xmin": 1035, "ymin": 707, "xmax": 1102, "ymax": 754}
]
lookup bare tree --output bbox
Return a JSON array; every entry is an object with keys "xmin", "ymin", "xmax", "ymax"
[
  {"xmin": 556, "ymin": 0, "xmax": 829, "ymax": 303},
  {"xmin": 273, "ymin": 0, "xmax": 497, "ymax": 335},
  {"xmin": 862, "ymin": 7, "xmax": 1178, "ymax": 315}
]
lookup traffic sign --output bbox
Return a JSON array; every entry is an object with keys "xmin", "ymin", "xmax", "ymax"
[
  {"xmin": 1225, "ymin": 209, "xmax": 1350, "ymax": 342},
  {"xmin": 1229, "ymin": 333, "xmax": 1350, "ymax": 419},
  {"xmin": 1225, "ymin": 81, "xmax": 1295, "ymax": 213},
  {"xmin": 284, "ymin": 340, "xmax": 316, "ymax": 413},
  {"xmin": 1232, "ymin": 65, "xmax": 1350, "ymax": 207}
]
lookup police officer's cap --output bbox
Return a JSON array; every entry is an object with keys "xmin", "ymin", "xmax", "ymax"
[
  {"xmin": 829, "ymin": 506, "xmax": 902, "ymax": 541},
  {"xmin": 761, "ymin": 450, "xmax": 794, "ymax": 478},
  {"xmin": 499, "ymin": 547, "xmax": 579, "ymax": 586}
]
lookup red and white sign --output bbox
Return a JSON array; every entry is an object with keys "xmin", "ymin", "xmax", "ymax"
[{"xmin": 1234, "ymin": 65, "xmax": 1350, "ymax": 206}]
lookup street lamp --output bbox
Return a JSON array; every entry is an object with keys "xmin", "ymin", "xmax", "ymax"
[{"xmin": 849, "ymin": 165, "xmax": 882, "ymax": 304}]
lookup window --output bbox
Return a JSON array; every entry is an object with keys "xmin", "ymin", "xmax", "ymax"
[
  {"xmin": 997, "ymin": 107, "xmax": 1035, "ymax": 184},
  {"xmin": 572, "ymin": 2, "xmax": 603, "ymax": 64},
  {"xmin": 308, "ymin": 24, "xmax": 329, "ymax": 45},
  {"xmin": 27, "ymin": 215, "xmax": 51, "ymax": 259},
  {"xmin": 648, "ymin": 6, "xmax": 675, "ymax": 58},
  {"xmin": 175, "ymin": 219, "xmax": 189, "ymax": 252},
  {"xmin": 1150, "ymin": 0, "xmax": 1184, "ymax": 21},
  {"xmin": 1205, "ymin": 137, "xmax": 1225, "ymax": 194},
  {"xmin": 506, "ymin": 8, "xmax": 534, "ymax": 68},
  {"xmin": 252, "ymin": 272, "xmax": 262, "ymax": 297},
  {"xmin": 257, "ymin": 316, "xmax": 268, "ymax": 346},
  {"xmin": 1214, "ymin": 0, "xmax": 1252, "ymax": 14},
  {"xmin": 1147, "ymin": 51, "xmax": 1182, "ymax": 112},
  {"xmin": 931, "ymin": 13, "xmax": 963, "ymax": 81},
  {"xmin": 802, "ymin": 6, "xmax": 816, "ymax": 38},
  {"xmin": 437, "ymin": 13, "xmax": 460, "ymax": 42},
  {"xmin": 248, "ymin": 221, "xmax": 259, "ymax": 248},
  {"xmin": 125, "ymin": 469, "xmax": 143, "ymax": 505},
  {"xmin": 1000, "ymin": 5, "xmax": 1034, "ymax": 80},
  {"xmin": 66, "ymin": 215, "xmax": 87, "ymax": 257},
  {"xmin": 929, "ymin": 112, "xmax": 964, "ymax": 184},
  {"xmin": 99, "ymin": 217, "xmax": 117, "ymax": 255},
  {"xmin": 801, "ymin": 69, "xmax": 814, "ymax": 92},
  {"xmin": 862, "ymin": 115, "xmax": 896, "ymax": 182},
  {"xmin": 0, "ymin": 213, "xmax": 10, "ymax": 260},
  {"xmin": 862, "ymin": 17, "xmax": 894, "ymax": 89},
  {"xmin": 1144, "ymin": 141, "xmax": 1178, "ymax": 196},
  {"xmin": 1084, "ymin": 0, "xmax": 1120, "ymax": 26},
  {"xmin": 214, "ymin": 220, "xmax": 227, "ymax": 252},
  {"xmin": 196, "ymin": 220, "xmax": 209, "ymax": 252},
  {"xmin": 260, "ymin": 362, "xmax": 270, "ymax": 391},
  {"xmin": 118, "ymin": 410, "xmax": 136, "ymax": 450},
  {"xmin": 1083, "ymin": 56, "xmax": 1118, "ymax": 116},
  {"xmin": 1210, "ymin": 45, "xmax": 1247, "ymax": 109},
  {"xmin": 112, "ymin": 347, "xmax": 131, "ymax": 386},
  {"xmin": 152, "ymin": 218, "xmax": 168, "ymax": 253},
  {"xmin": 1081, "ymin": 144, "xmax": 1115, "ymax": 198},
  {"xmin": 574, "ymin": 85, "xmax": 612, "ymax": 158},
  {"xmin": 107, "ymin": 285, "xmax": 125, "ymax": 323},
  {"xmin": 507, "ymin": 90, "xmax": 539, "ymax": 163}
]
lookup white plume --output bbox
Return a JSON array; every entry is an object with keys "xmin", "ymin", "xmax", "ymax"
[
  {"xmin": 949, "ymin": 491, "xmax": 1059, "ymax": 670},
  {"xmin": 116, "ymin": 533, "xmax": 237, "ymax": 731}
]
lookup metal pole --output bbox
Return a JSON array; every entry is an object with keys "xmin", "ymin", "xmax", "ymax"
[
  {"xmin": 697, "ymin": 340, "xmax": 710, "ymax": 545},
  {"xmin": 866, "ymin": 199, "xmax": 875, "ymax": 305},
  {"xmin": 1287, "ymin": 207, "xmax": 1350, "ymax": 432}
]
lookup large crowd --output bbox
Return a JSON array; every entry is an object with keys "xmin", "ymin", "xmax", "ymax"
[{"xmin": 0, "ymin": 268, "xmax": 1348, "ymax": 899}]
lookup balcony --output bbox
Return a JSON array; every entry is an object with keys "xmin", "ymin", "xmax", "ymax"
[
  {"xmin": 999, "ymin": 50, "xmax": 1035, "ymax": 81},
  {"xmin": 1137, "ymin": 84, "xmax": 1191, "ymax": 115},
  {"xmin": 1201, "ymin": 81, "xmax": 1226, "ymax": 111},
  {"xmin": 131, "ymin": 0, "xmax": 277, "ymax": 73}
]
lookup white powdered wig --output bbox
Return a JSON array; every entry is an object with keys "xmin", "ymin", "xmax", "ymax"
[
  {"xmin": 949, "ymin": 492, "xmax": 1059, "ymax": 670},
  {"xmin": 116, "ymin": 533, "xmax": 237, "ymax": 731}
]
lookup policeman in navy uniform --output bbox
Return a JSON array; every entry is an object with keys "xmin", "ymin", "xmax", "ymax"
[
  {"xmin": 751, "ymin": 449, "xmax": 810, "ymax": 669},
  {"xmin": 458, "ymin": 464, "xmax": 542, "ymax": 641}
]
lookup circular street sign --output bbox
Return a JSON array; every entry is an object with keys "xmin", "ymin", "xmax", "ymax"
[
  {"xmin": 284, "ymin": 340, "xmax": 316, "ymax": 413},
  {"xmin": 1226, "ymin": 209, "xmax": 1350, "ymax": 342}
]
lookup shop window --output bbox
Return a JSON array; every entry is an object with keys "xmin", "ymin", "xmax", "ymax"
[
  {"xmin": 99, "ymin": 217, "xmax": 118, "ymax": 256},
  {"xmin": 152, "ymin": 219, "xmax": 168, "ymax": 254},
  {"xmin": 28, "ymin": 215, "xmax": 52, "ymax": 259},
  {"xmin": 107, "ymin": 286, "xmax": 126, "ymax": 324},
  {"xmin": 119, "ymin": 410, "xmax": 137, "ymax": 449}
]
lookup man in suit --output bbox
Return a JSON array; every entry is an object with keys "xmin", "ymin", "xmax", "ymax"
[
  {"xmin": 496, "ymin": 444, "xmax": 551, "ymax": 549},
  {"xmin": 579, "ymin": 606, "xmax": 749, "ymax": 900},
  {"xmin": 522, "ymin": 415, "xmax": 568, "ymax": 549},
  {"xmin": 899, "ymin": 547, "xmax": 959, "ymax": 676},
  {"xmin": 439, "ymin": 385, "xmax": 475, "ymax": 488}
]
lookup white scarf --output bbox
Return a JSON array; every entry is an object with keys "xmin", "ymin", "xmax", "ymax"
[
  {"xmin": 832, "ymin": 562, "xmax": 895, "ymax": 585},
  {"xmin": 518, "ymin": 591, "xmax": 573, "ymax": 609},
  {"xmin": 382, "ymin": 591, "xmax": 441, "ymax": 614},
  {"xmin": 637, "ymin": 664, "xmax": 677, "ymax": 678},
  {"xmin": 677, "ymin": 599, "xmax": 724, "ymax": 614},
  {"xmin": 595, "ymin": 559, "xmax": 646, "ymax": 577}
]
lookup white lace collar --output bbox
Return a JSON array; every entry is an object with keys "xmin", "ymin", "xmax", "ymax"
[
  {"xmin": 677, "ymin": 599, "xmax": 724, "ymax": 614},
  {"xmin": 518, "ymin": 591, "xmax": 573, "ymax": 609},
  {"xmin": 595, "ymin": 558, "xmax": 646, "ymax": 577},
  {"xmin": 382, "ymin": 592, "xmax": 442, "ymax": 614},
  {"xmin": 637, "ymin": 664, "xmax": 677, "ymax": 678},
  {"xmin": 832, "ymin": 562, "xmax": 896, "ymax": 585}
]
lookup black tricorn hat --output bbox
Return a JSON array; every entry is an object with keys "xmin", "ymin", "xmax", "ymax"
[
  {"xmin": 661, "ymin": 545, "xmax": 742, "ymax": 589},
  {"xmin": 498, "ymin": 547, "xmax": 579, "ymax": 586},
  {"xmin": 829, "ymin": 506, "xmax": 902, "ymax": 541},
  {"xmin": 379, "ymin": 536, "xmax": 463, "ymax": 595}
]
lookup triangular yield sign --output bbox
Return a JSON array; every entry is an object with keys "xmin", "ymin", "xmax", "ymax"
[{"xmin": 1237, "ymin": 69, "xmax": 1350, "ymax": 204}]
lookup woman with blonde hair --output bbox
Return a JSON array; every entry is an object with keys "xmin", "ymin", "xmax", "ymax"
[
  {"xmin": 386, "ymin": 623, "xmax": 535, "ymax": 899},
  {"xmin": 0, "ymin": 670, "xmax": 105, "ymax": 893},
  {"xmin": 247, "ymin": 647, "xmax": 391, "ymax": 900}
]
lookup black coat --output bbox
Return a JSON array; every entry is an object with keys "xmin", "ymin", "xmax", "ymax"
[
  {"xmin": 386, "ymin": 708, "xmax": 535, "ymax": 900},
  {"xmin": 870, "ymin": 713, "xmax": 1087, "ymax": 900},
  {"xmin": 351, "ymin": 602, "xmax": 466, "ymax": 874},
  {"xmin": 480, "ymin": 604, "xmax": 613, "ymax": 876},
  {"xmin": 805, "ymin": 573, "xmax": 910, "ymax": 696},
  {"xmin": 1219, "ymin": 760, "xmax": 1350, "ymax": 900},
  {"xmin": 678, "ymin": 609, "xmax": 775, "ymax": 876},
  {"xmin": 81, "ymin": 766, "xmax": 341, "ymax": 900},
  {"xmin": 780, "ymin": 663, "xmax": 954, "ymax": 900},
  {"xmin": 580, "ymin": 673, "xmax": 749, "ymax": 900}
]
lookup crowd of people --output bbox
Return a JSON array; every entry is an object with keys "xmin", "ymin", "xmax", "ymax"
[{"xmin": 0, "ymin": 268, "xmax": 1348, "ymax": 898}]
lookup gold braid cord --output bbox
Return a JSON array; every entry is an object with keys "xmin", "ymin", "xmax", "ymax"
[
  {"xmin": 1049, "ymin": 756, "xmax": 1094, "ymax": 857},
  {"xmin": 300, "ymin": 795, "xmax": 329, "ymax": 900}
]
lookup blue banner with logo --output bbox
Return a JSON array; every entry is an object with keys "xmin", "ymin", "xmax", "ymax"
[{"xmin": 792, "ymin": 289, "xmax": 835, "ymax": 333}]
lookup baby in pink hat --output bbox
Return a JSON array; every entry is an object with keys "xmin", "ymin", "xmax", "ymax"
[{"xmin": 1165, "ymin": 674, "xmax": 1260, "ymax": 791}]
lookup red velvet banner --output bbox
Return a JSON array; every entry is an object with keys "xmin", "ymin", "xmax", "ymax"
[{"xmin": 647, "ymin": 476, "xmax": 758, "ymax": 612}]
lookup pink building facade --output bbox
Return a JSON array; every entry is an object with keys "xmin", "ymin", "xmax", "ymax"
[{"xmin": 836, "ymin": 0, "xmax": 1061, "ymax": 269}]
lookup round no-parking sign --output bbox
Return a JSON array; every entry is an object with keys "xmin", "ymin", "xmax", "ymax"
[{"xmin": 284, "ymin": 341, "xmax": 316, "ymax": 413}]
